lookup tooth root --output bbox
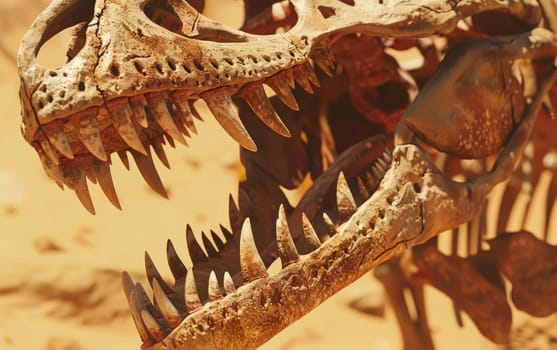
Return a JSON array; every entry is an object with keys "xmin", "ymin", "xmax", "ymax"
[
  {"xmin": 46, "ymin": 120, "xmax": 74, "ymax": 159},
  {"xmin": 301, "ymin": 213, "xmax": 321, "ymax": 250},
  {"xmin": 166, "ymin": 239, "xmax": 187, "ymax": 280},
  {"xmin": 93, "ymin": 160, "xmax": 121, "ymax": 210},
  {"xmin": 202, "ymin": 88, "xmax": 257, "ymax": 152},
  {"xmin": 207, "ymin": 271, "xmax": 223, "ymax": 301},
  {"xmin": 170, "ymin": 91, "xmax": 198, "ymax": 135},
  {"xmin": 186, "ymin": 225, "xmax": 208, "ymax": 264},
  {"xmin": 152, "ymin": 278, "xmax": 181, "ymax": 328},
  {"xmin": 276, "ymin": 204, "xmax": 299, "ymax": 266},
  {"xmin": 337, "ymin": 172, "xmax": 357, "ymax": 221},
  {"xmin": 184, "ymin": 269, "xmax": 202, "ymax": 312},
  {"xmin": 322, "ymin": 212, "xmax": 336, "ymax": 237},
  {"xmin": 211, "ymin": 230, "xmax": 225, "ymax": 250},
  {"xmin": 140, "ymin": 309, "xmax": 166, "ymax": 342},
  {"xmin": 239, "ymin": 218, "xmax": 268, "ymax": 283},
  {"xmin": 238, "ymin": 84, "xmax": 291, "ymax": 137},
  {"xmin": 118, "ymin": 151, "xmax": 130, "ymax": 170},
  {"xmin": 130, "ymin": 149, "xmax": 168, "ymax": 198},
  {"xmin": 146, "ymin": 93, "xmax": 188, "ymax": 146},
  {"xmin": 357, "ymin": 177, "xmax": 371, "ymax": 200},
  {"xmin": 201, "ymin": 232, "xmax": 218, "ymax": 258},
  {"xmin": 129, "ymin": 95, "xmax": 149, "ymax": 128},
  {"xmin": 107, "ymin": 99, "xmax": 147, "ymax": 155},
  {"xmin": 70, "ymin": 170, "xmax": 95, "ymax": 214},
  {"xmin": 75, "ymin": 110, "xmax": 107, "ymax": 161},
  {"xmin": 40, "ymin": 139, "xmax": 59, "ymax": 165},
  {"xmin": 266, "ymin": 73, "xmax": 300, "ymax": 111},
  {"xmin": 223, "ymin": 271, "xmax": 236, "ymax": 295},
  {"xmin": 151, "ymin": 137, "xmax": 170, "ymax": 169},
  {"xmin": 126, "ymin": 284, "xmax": 154, "ymax": 345}
]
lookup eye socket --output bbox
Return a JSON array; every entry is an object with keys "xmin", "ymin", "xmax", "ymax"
[{"xmin": 143, "ymin": 0, "xmax": 185, "ymax": 36}]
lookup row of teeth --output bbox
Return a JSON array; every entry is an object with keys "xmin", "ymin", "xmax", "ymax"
[
  {"xmin": 123, "ymin": 150, "xmax": 392, "ymax": 346},
  {"xmin": 36, "ymin": 57, "xmax": 336, "ymax": 214}
]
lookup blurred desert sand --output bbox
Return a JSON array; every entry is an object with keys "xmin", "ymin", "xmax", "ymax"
[{"xmin": 0, "ymin": 1, "xmax": 555, "ymax": 349}]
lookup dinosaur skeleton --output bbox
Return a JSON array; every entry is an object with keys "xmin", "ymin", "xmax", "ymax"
[{"xmin": 17, "ymin": 0, "xmax": 557, "ymax": 349}]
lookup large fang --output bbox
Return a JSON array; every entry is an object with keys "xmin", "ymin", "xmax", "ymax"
[
  {"xmin": 336, "ymin": 172, "xmax": 357, "ymax": 221},
  {"xmin": 74, "ymin": 110, "xmax": 107, "ymax": 161},
  {"xmin": 166, "ymin": 239, "xmax": 187, "ymax": 280},
  {"xmin": 266, "ymin": 72, "xmax": 300, "ymax": 111},
  {"xmin": 152, "ymin": 278, "xmax": 182, "ymax": 328},
  {"xmin": 146, "ymin": 92, "xmax": 188, "ymax": 146},
  {"xmin": 70, "ymin": 169, "xmax": 95, "ymax": 214},
  {"xmin": 202, "ymin": 88, "xmax": 257, "ymax": 151},
  {"xmin": 131, "ymin": 149, "xmax": 168, "ymax": 198},
  {"xmin": 186, "ymin": 225, "xmax": 208, "ymax": 264},
  {"xmin": 238, "ymin": 84, "xmax": 291, "ymax": 137},
  {"xmin": 93, "ymin": 160, "xmax": 121, "ymax": 210},
  {"xmin": 107, "ymin": 99, "xmax": 147, "ymax": 155},
  {"xmin": 46, "ymin": 120, "xmax": 74, "ymax": 159},
  {"xmin": 276, "ymin": 204, "xmax": 299, "ymax": 266},
  {"xmin": 239, "ymin": 218, "xmax": 268, "ymax": 282}
]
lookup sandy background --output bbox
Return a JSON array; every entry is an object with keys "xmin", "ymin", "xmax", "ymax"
[{"xmin": 0, "ymin": 1, "xmax": 555, "ymax": 349}]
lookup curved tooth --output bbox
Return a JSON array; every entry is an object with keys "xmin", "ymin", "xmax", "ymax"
[
  {"xmin": 129, "ymin": 95, "xmax": 149, "ymax": 128},
  {"xmin": 223, "ymin": 271, "xmax": 236, "ymax": 295},
  {"xmin": 220, "ymin": 225, "xmax": 234, "ymax": 241},
  {"xmin": 46, "ymin": 120, "xmax": 74, "ymax": 159},
  {"xmin": 186, "ymin": 225, "xmax": 208, "ymax": 264},
  {"xmin": 107, "ymin": 99, "xmax": 147, "ymax": 155},
  {"xmin": 74, "ymin": 109, "xmax": 107, "ymax": 161},
  {"xmin": 276, "ymin": 204, "xmax": 299, "ymax": 266},
  {"xmin": 85, "ymin": 168, "xmax": 97, "ymax": 184},
  {"xmin": 140, "ymin": 309, "xmax": 166, "ymax": 342},
  {"xmin": 152, "ymin": 278, "xmax": 182, "ymax": 328},
  {"xmin": 322, "ymin": 212, "xmax": 336, "ymax": 237},
  {"xmin": 228, "ymin": 194, "xmax": 243, "ymax": 235},
  {"xmin": 266, "ymin": 72, "xmax": 299, "ymax": 111},
  {"xmin": 313, "ymin": 49, "xmax": 336, "ymax": 77},
  {"xmin": 70, "ymin": 169, "xmax": 95, "ymax": 214},
  {"xmin": 293, "ymin": 63, "xmax": 320, "ymax": 94},
  {"xmin": 184, "ymin": 269, "xmax": 202, "ymax": 312},
  {"xmin": 201, "ymin": 232, "xmax": 218, "ymax": 258},
  {"xmin": 238, "ymin": 84, "xmax": 291, "ymax": 137},
  {"xmin": 239, "ymin": 218, "xmax": 268, "ymax": 282},
  {"xmin": 170, "ymin": 91, "xmax": 198, "ymax": 135},
  {"xmin": 201, "ymin": 88, "xmax": 257, "ymax": 152},
  {"xmin": 146, "ymin": 92, "xmax": 188, "ymax": 146},
  {"xmin": 36, "ymin": 148, "xmax": 64, "ymax": 188},
  {"xmin": 130, "ymin": 149, "xmax": 168, "ymax": 198},
  {"xmin": 93, "ymin": 160, "xmax": 121, "ymax": 210},
  {"xmin": 336, "ymin": 172, "xmax": 357, "ymax": 221},
  {"xmin": 207, "ymin": 271, "xmax": 224, "ymax": 301},
  {"xmin": 151, "ymin": 137, "xmax": 170, "ymax": 169},
  {"xmin": 371, "ymin": 166, "xmax": 384, "ymax": 185},
  {"xmin": 301, "ymin": 213, "xmax": 321, "ymax": 251},
  {"xmin": 40, "ymin": 139, "xmax": 59, "ymax": 165},
  {"xmin": 376, "ymin": 157, "xmax": 389, "ymax": 171},
  {"xmin": 124, "ymin": 281, "xmax": 154, "ymax": 345},
  {"xmin": 211, "ymin": 230, "xmax": 225, "ymax": 250},
  {"xmin": 188, "ymin": 100, "xmax": 203, "ymax": 121},
  {"xmin": 166, "ymin": 239, "xmax": 187, "ymax": 280},
  {"xmin": 144, "ymin": 252, "xmax": 169, "ymax": 292},
  {"xmin": 118, "ymin": 150, "xmax": 130, "ymax": 170}
]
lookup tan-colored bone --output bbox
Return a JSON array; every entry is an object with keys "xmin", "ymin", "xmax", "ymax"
[
  {"xmin": 107, "ymin": 99, "xmax": 147, "ymax": 155},
  {"xmin": 276, "ymin": 204, "xmax": 300, "ymax": 266},
  {"xmin": 146, "ymin": 92, "xmax": 188, "ymax": 146},
  {"xmin": 184, "ymin": 270, "xmax": 202, "ymax": 312},
  {"xmin": 39, "ymin": 139, "xmax": 59, "ymax": 165},
  {"xmin": 46, "ymin": 120, "xmax": 74, "ymax": 159},
  {"xmin": 266, "ymin": 72, "xmax": 300, "ymax": 110},
  {"xmin": 152, "ymin": 279, "xmax": 182, "ymax": 328},
  {"xmin": 238, "ymin": 83, "xmax": 291, "ymax": 137},
  {"xmin": 223, "ymin": 271, "xmax": 236, "ymax": 295},
  {"xmin": 239, "ymin": 218, "xmax": 268, "ymax": 282},
  {"xmin": 202, "ymin": 88, "xmax": 257, "ymax": 151},
  {"xmin": 207, "ymin": 271, "xmax": 224, "ymax": 301},
  {"xmin": 74, "ymin": 109, "xmax": 107, "ymax": 161}
]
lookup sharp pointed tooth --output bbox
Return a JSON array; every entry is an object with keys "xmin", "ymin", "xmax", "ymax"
[
  {"xmin": 107, "ymin": 99, "xmax": 147, "ymax": 155},
  {"xmin": 129, "ymin": 95, "xmax": 149, "ymax": 128},
  {"xmin": 337, "ymin": 172, "xmax": 357, "ymax": 221},
  {"xmin": 170, "ymin": 91, "xmax": 198, "ymax": 135},
  {"xmin": 376, "ymin": 157, "xmax": 389, "ymax": 171},
  {"xmin": 223, "ymin": 271, "xmax": 236, "ymax": 295},
  {"xmin": 151, "ymin": 137, "xmax": 170, "ymax": 169},
  {"xmin": 238, "ymin": 84, "xmax": 291, "ymax": 137},
  {"xmin": 93, "ymin": 160, "xmax": 121, "ymax": 210},
  {"xmin": 301, "ymin": 213, "xmax": 321, "ymax": 250},
  {"xmin": 357, "ymin": 177, "xmax": 370, "ymax": 199},
  {"xmin": 372, "ymin": 165, "xmax": 384, "ymax": 183},
  {"xmin": 40, "ymin": 139, "xmax": 59, "ymax": 165},
  {"xmin": 186, "ymin": 225, "xmax": 207, "ymax": 264},
  {"xmin": 118, "ymin": 151, "xmax": 130, "ymax": 170},
  {"xmin": 85, "ymin": 167, "xmax": 97, "ymax": 184},
  {"xmin": 36, "ymin": 148, "xmax": 64, "ymax": 188},
  {"xmin": 202, "ymin": 88, "xmax": 257, "ymax": 151},
  {"xmin": 293, "ymin": 63, "xmax": 320, "ymax": 94},
  {"xmin": 146, "ymin": 92, "xmax": 188, "ymax": 146},
  {"xmin": 121, "ymin": 271, "xmax": 135, "ymax": 304},
  {"xmin": 201, "ymin": 232, "xmax": 218, "ymax": 258},
  {"xmin": 240, "ymin": 218, "xmax": 268, "ymax": 282},
  {"xmin": 207, "ymin": 271, "xmax": 223, "ymax": 301},
  {"xmin": 303, "ymin": 63, "xmax": 320, "ymax": 87},
  {"xmin": 365, "ymin": 171, "xmax": 377, "ymax": 189},
  {"xmin": 322, "ymin": 212, "xmax": 336, "ymax": 237},
  {"xmin": 126, "ymin": 284, "xmax": 154, "ymax": 345},
  {"xmin": 75, "ymin": 109, "xmax": 107, "ymax": 161},
  {"xmin": 220, "ymin": 224, "xmax": 234, "ymax": 241},
  {"xmin": 188, "ymin": 100, "xmax": 203, "ymax": 121},
  {"xmin": 164, "ymin": 134, "xmax": 176, "ymax": 148},
  {"xmin": 131, "ymin": 149, "xmax": 168, "ymax": 198},
  {"xmin": 152, "ymin": 278, "xmax": 181, "ymax": 328},
  {"xmin": 144, "ymin": 252, "xmax": 169, "ymax": 292},
  {"xmin": 46, "ymin": 120, "xmax": 74, "ymax": 159},
  {"xmin": 70, "ymin": 169, "xmax": 95, "ymax": 214},
  {"xmin": 211, "ymin": 230, "xmax": 225, "ymax": 250},
  {"xmin": 184, "ymin": 269, "xmax": 202, "ymax": 312},
  {"xmin": 276, "ymin": 204, "xmax": 299, "ymax": 266},
  {"xmin": 266, "ymin": 72, "xmax": 300, "ymax": 111},
  {"xmin": 140, "ymin": 309, "xmax": 166, "ymax": 342},
  {"xmin": 313, "ymin": 49, "xmax": 336, "ymax": 77},
  {"xmin": 228, "ymin": 194, "xmax": 243, "ymax": 235},
  {"xmin": 166, "ymin": 239, "xmax": 187, "ymax": 280},
  {"xmin": 383, "ymin": 149, "xmax": 393, "ymax": 164}
]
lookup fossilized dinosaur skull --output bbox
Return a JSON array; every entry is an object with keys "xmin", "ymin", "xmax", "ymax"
[{"xmin": 17, "ymin": 0, "xmax": 557, "ymax": 349}]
